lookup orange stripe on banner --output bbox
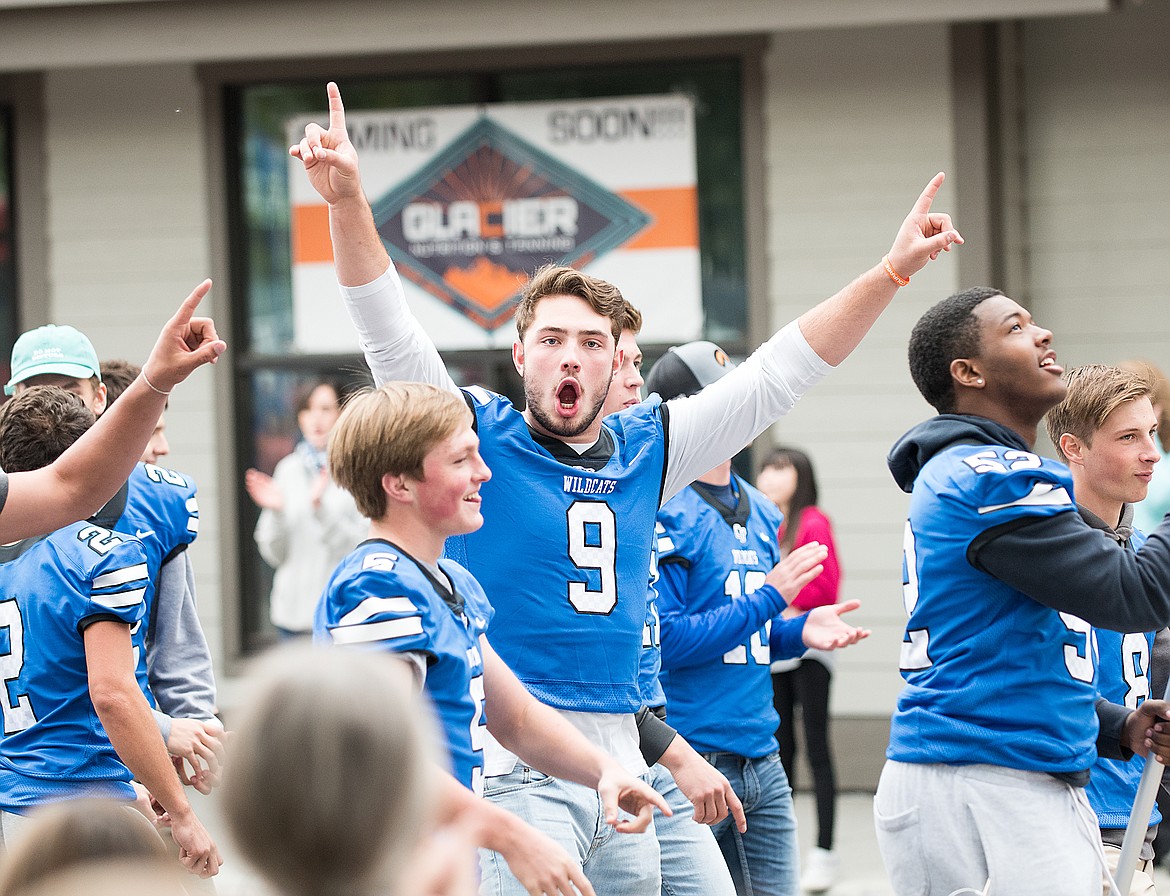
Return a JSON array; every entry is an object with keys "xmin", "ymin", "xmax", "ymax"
[
  {"xmin": 292, "ymin": 204, "xmax": 334, "ymax": 264},
  {"xmin": 619, "ymin": 187, "xmax": 699, "ymax": 250}
]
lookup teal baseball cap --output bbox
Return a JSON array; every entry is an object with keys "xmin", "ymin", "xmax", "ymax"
[{"xmin": 6, "ymin": 325, "xmax": 102, "ymax": 396}]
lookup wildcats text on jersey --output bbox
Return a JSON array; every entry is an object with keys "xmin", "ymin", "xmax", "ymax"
[{"xmin": 562, "ymin": 474, "xmax": 617, "ymax": 496}]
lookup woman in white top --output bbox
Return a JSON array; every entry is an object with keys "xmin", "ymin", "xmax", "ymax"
[{"xmin": 246, "ymin": 380, "xmax": 366, "ymax": 637}]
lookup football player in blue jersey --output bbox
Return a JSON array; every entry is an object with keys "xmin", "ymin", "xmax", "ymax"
[
  {"xmin": 1046, "ymin": 364, "xmax": 1170, "ymax": 895},
  {"xmin": 0, "ymin": 282, "xmax": 223, "ymax": 545},
  {"xmin": 292, "ymin": 80, "xmax": 960, "ymax": 896},
  {"xmin": 877, "ymin": 288, "xmax": 1170, "ymax": 895},
  {"xmin": 607, "ymin": 303, "xmax": 743, "ymax": 896},
  {"xmin": 316, "ymin": 381, "xmax": 670, "ymax": 896},
  {"xmin": 0, "ymin": 386, "xmax": 220, "ymax": 877},
  {"xmin": 645, "ymin": 341, "xmax": 869, "ymax": 896},
  {"xmin": 6, "ymin": 330, "xmax": 224, "ymax": 795}
]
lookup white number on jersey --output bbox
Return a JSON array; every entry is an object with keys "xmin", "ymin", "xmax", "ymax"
[
  {"xmin": 0, "ymin": 600, "xmax": 36, "ymax": 735},
  {"xmin": 643, "ymin": 601, "xmax": 660, "ymax": 649},
  {"xmin": 75, "ymin": 525, "xmax": 125, "ymax": 556},
  {"xmin": 144, "ymin": 464, "xmax": 188, "ymax": 488},
  {"xmin": 1060, "ymin": 613, "xmax": 1096, "ymax": 684},
  {"xmin": 567, "ymin": 501, "xmax": 617, "ymax": 614},
  {"xmin": 468, "ymin": 673, "xmax": 486, "ymax": 751},
  {"xmin": 900, "ymin": 522, "xmax": 931, "ymax": 671},
  {"xmin": 962, "ymin": 449, "xmax": 1043, "ymax": 475},
  {"xmin": 721, "ymin": 569, "xmax": 770, "ymax": 665},
  {"xmin": 1120, "ymin": 631, "xmax": 1151, "ymax": 709}
]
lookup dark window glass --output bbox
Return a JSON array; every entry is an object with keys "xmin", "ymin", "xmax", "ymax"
[{"xmin": 228, "ymin": 60, "xmax": 744, "ymax": 651}]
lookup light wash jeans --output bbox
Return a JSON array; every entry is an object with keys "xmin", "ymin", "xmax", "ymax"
[
  {"xmin": 649, "ymin": 762, "xmax": 736, "ymax": 896},
  {"xmin": 704, "ymin": 751, "xmax": 798, "ymax": 896},
  {"xmin": 480, "ymin": 764, "xmax": 660, "ymax": 896}
]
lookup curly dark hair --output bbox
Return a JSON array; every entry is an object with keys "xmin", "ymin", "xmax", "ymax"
[
  {"xmin": 908, "ymin": 287, "xmax": 1004, "ymax": 414},
  {"xmin": 0, "ymin": 386, "xmax": 95, "ymax": 473}
]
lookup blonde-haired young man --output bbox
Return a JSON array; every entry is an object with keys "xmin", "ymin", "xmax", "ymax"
[
  {"xmin": 1047, "ymin": 364, "xmax": 1170, "ymax": 895},
  {"xmin": 316, "ymin": 382, "xmax": 669, "ymax": 896}
]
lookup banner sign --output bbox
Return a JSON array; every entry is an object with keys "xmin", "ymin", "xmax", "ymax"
[{"xmin": 288, "ymin": 94, "xmax": 702, "ymax": 351}]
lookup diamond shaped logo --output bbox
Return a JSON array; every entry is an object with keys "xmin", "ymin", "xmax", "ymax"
[{"xmin": 370, "ymin": 117, "xmax": 650, "ymax": 332}]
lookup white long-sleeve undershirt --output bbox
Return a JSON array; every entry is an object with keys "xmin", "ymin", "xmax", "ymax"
[{"xmin": 339, "ymin": 263, "xmax": 833, "ymax": 503}]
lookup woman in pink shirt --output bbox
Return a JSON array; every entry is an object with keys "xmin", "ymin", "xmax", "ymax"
[{"xmin": 756, "ymin": 447, "xmax": 841, "ymax": 894}]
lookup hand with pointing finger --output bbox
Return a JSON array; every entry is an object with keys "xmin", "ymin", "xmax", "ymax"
[
  {"xmin": 886, "ymin": 172, "xmax": 964, "ymax": 278},
  {"xmin": 289, "ymin": 81, "xmax": 363, "ymax": 206}
]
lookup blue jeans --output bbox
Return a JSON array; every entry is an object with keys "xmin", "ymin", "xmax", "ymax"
[
  {"xmin": 648, "ymin": 763, "xmax": 736, "ymax": 896},
  {"xmin": 704, "ymin": 751, "xmax": 798, "ymax": 896},
  {"xmin": 480, "ymin": 764, "xmax": 661, "ymax": 896}
]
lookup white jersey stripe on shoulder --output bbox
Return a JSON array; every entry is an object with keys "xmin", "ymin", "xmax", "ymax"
[
  {"xmin": 339, "ymin": 596, "xmax": 418, "ymax": 627},
  {"xmin": 92, "ymin": 564, "xmax": 149, "ymax": 590},
  {"xmin": 92, "ymin": 587, "xmax": 147, "ymax": 610},
  {"xmin": 331, "ymin": 616, "xmax": 424, "ymax": 645},
  {"xmin": 977, "ymin": 483, "xmax": 1073, "ymax": 515}
]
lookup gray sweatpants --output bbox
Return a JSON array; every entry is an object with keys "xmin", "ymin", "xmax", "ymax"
[{"xmin": 873, "ymin": 760, "xmax": 1105, "ymax": 896}]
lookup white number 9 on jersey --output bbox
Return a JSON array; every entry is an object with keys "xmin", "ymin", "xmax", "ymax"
[{"xmin": 566, "ymin": 501, "xmax": 617, "ymax": 614}]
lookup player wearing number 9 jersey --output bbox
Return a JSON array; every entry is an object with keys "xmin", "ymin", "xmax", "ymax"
[
  {"xmin": 295, "ymin": 84, "xmax": 960, "ymax": 893},
  {"xmin": 876, "ymin": 289, "xmax": 1170, "ymax": 896}
]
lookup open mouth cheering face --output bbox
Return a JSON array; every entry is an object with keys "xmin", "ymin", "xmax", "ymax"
[{"xmin": 514, "ymin": 294, "xmax": 618, "ymax": 441}]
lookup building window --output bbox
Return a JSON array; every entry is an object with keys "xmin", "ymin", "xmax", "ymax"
[{"xmin": 227, "ymin": 59, "xmax": 745, "ymax": 651}]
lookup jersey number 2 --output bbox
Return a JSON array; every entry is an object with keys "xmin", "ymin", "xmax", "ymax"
[{"xmin": 0, "ymin": 600, "xmax": 36, "ymax": 735}]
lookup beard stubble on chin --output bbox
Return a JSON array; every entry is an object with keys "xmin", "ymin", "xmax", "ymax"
[{"xmin": 524, "ymin": 373, "xmax": 613, "ymax": 440}]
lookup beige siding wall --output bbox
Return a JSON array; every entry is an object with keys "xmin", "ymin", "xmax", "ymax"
[
  {"xmin": 38, "ymin": 63, "xmax": 227, "ymax": 674},
  {"xmin": 762, "ymin": 23, "xmax": 959, "ymax": 718},
  {"xmin": 1022, "ymin": 4, "xmax": 1170, "ymax": 366}
]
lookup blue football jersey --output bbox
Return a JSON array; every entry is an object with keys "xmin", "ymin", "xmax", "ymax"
[
  {"xmin": 104, "ymin": 463, "xmax": 199, "ymax": 705},
  {"xmin": 1089, "ymin": 529, "xmax": 1161, "ymax": 830},
  {"xmin": 656, "ymin": 477, "xmax": 785, "ymax": 757},
  {"xmin": 445, "ymin": 387, "xmax": 666, "ymax": 714},
  {"xmin": 315, "ymin": 540, "xmax": 494, "ymax": 795},
  {"xmin": 889, "ymin": 443, "xmax": 1098, "ymax": 772},
  {"xmin": 0, "ymin": 522, "xmax": 150, "ymax": 810}
]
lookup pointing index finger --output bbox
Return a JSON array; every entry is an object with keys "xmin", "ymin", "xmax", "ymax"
[
  {"xmin": 172, "ymin": 279, "xmax": 213, "ymax": 328},
  {"xmin": 327, "ymin": 81, "xmax": 346, "ymax": 133},
  {"xmin": 912, "ymin": 171, "xmax": 946, "ymax": 215}
]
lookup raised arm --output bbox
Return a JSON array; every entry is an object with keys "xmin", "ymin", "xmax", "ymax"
[
  {"xmin": 797, "ymin": 172, "xmax": 961, "ymax": 366},
  {"xmin": 289, "ymin": 81, "xmax": 387, "ymax": 287},
  {"xmin": 0, "ymin": 282, "xmax": 225, "ymax": 542},
  {"xmin": 660, "ymin": 175, "xmax": 961, "ymax": 498},
  {"xmin": 291, "ymin": 82, "xmax": 455, "ymax": 391}
]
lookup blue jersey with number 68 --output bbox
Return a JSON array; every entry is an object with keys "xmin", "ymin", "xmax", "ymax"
[
  {"xmin": 0, "ymin": 522, "xmax": 149, "ymax": 811},
  {"xmin": 889, "ymin": 441, "xmax": 1098, "ymax": 773},
  {"xmin": 1089, "ymin": 528, "xmax": 1162, "ymax": 830},
  {"xmin": 444, "ymin": 387, "xmax": 665, "ymax": 714}
]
